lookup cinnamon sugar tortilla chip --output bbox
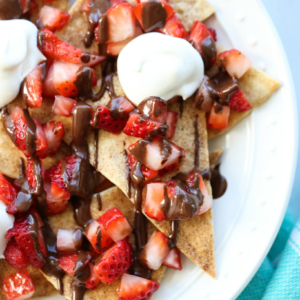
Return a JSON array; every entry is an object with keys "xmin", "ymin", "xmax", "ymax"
[
  {"xmin": 42, "ymin": 189, "xmax": 165, "ymax": 300},
  {"xmin": 0, "ymin": 260, "xmax": 56, "ymax": 300},
  {"xmin": 209, "ymin": 148, "xmax": 223, "ymax": 168}
]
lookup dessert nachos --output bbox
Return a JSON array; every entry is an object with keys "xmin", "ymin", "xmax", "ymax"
[{"xmin": 0, "ymin": 0, "xmax": 280, "ymax": 300}]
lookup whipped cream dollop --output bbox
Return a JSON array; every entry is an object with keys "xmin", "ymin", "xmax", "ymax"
[
  {"xmin": 117, "ymin": 33, "xmax": 204, "ymax": 106},
  {"xmin": 0, "ymin": 20, "xmax": 45, "ymax": 107},
  {"xmin": 0, "ymin": 201, "xmax": 14, "ymax": 258}
]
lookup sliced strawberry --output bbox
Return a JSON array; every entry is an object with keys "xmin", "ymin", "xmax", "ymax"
[
  {"xmin": 4, "ymin": 238, "xmax": 30, "ymax": 270},
  {"xmin": 23, "ymin": 64, "xmax": 44, "ymax": 108},
  {"xmin": 42, "ymin": 63, "xmax": 59, "ymax": 98},
  {"xmin": 107, "ymin": 96, "xmax": 135, "ymax": 118},
  {"xmin": 3, "ymin": 270, "xmax": 34, "ymax": 300},
  {"xmin": 137, "ymin": 97, "xmax": 167, "ymax": 123},
  {"xmin": 162, "ymin": 248, "xmax": 182, "ymax": 270},
  {"xmin": 128, "ymin": 154, "xmax": 158, "ymax": 183},
  {"xmin": 208, "ymin": 28, "xmax": 217, "ymax": 42},
  {"xmin": 219, "ymin": 49, "xmax": 252, "ymax": 79},
  {"xmin": 33, "ymin": 119, "xmax": 48, "ymax": 153},
  {"xmin": 94, "ymin": 239, "xmax": 132, "ymax": 285},
  {"xmin": 5, "ymin": 215, "xmax": 45, "ymax": 269},
  {"xmin": 26, "ymin": 157, "xmax": 45, "ymax": 191},
  {"xmin": 119, "ymin": 273, "xmax": 160, "ymax": 300},
  {"xmin": 38, "ymin": 228, "xmax": 47, "ymax": 258},
  {"xmin": 123, "ymin": 113, "xmax": 168, "ymax": 138},
  {"xmin": 189, "ymin": 21, "xmax": 217, "ymax": 70},
  {"xmin": 57, "ymin": 229, "xmax": 83, "ymax": 253},
  {"xmin": 165, "ymin": 111, "xmax": 177, "ymax": 139},
  {"xmin": 90, "ymin": 105, "xmax": 128, "ymax": 134},
  {"xmin": 84, "ymin": 220, "xmax": 114, "ymax": 254},
  {"xmin": 139, "ymin": 231, "xmax": 170, "ymax": 270},
  {"xmin": 59, "ymin": 252, "xmax": 91, "ymax": 276},
  {"xmin": 37, "ymin": 121, "xmax": 65, "ymax": 159},
  {"xmin": 52, "ymin": 96, "xmax": 76, "ymax": 117},
  {"xmin": 129, "ymin": 137, "xmax": 185, "ymax": 171},
  {"xmin": 85, "ymin": 263, "xmax": 101, "ymax": 290},
  {"xmin": 145, "ymin": 182, "xmax": 166, "ymax": 221},
  {"xmin": 228, "ymin": 88, "xmax": 252, "ymax": 112},
  {"xmin": 194, "ymin": 75, "xmax": 213, "ymax": 112},
  {"xmin": 107, "ymin": 37, "xmax": 135, "ymax": 56},
  {"xmin": 38, "ymin": 29, "xmax": 105, "ymax": 66},
  {"xmin": 158, "ymin": 15, "xmax": 188, "ymax": 39},
  {"xmin": 133, "ymin": 2, "xmax": 174, "ymax": 32},
  {"xmin": 207, "ymin": 103, "xmax": 230, "ymax": 130},
  {"xmin": 97, "ymin": 208, "xmax": 132, "ymax": 243},
  {"xmin": 0, "ymin": 173, "xmax": 17, "ymax": 206},
  {"xmin": 37, "ymin": 6, "xmax": 70, "ymax": 32}
]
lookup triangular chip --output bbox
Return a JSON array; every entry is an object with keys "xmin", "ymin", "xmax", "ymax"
[{"xmin": 42, "ymin": 189, "xmax": 166, "ymax": 300}]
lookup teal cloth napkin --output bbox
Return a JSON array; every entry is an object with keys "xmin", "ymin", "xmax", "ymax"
[{"xmin": 237, "ymin": 210, "xmax": 299, "ymax": 300}]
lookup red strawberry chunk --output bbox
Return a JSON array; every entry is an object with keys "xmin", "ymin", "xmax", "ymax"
[
  {"xmin": 4, "ymin": 238, "xmax": 30, "ymax": 270},
  {"xmin": 128, "ymin": 154, "xmax": 158, "ymax": 183},
  {"xmin": 59, "ymin": 252, "xmax": 91, "ymax": 276},
  {"xmin": 0, "ymin": 173, "xmax": 17, "ymax": 206},
  {"xmin": 37, "ymin": 6, "xmax": 70, "ymax": 32},
  {"xmin": 162, "ymin": 248, "xmax": 182, "ymax": 270},
  {"xmin": 3, "ymin": 270, "xmax": 34, "ymax": 300},
  {"xmin": 158, "ymin": 15, "xmax": 188, "ymax": 39},
  {"xmin": 90, "ymin": 105, "xmax": 128, "ymax": 134},
  {"xmin": 57, "ymin": 229, "xmax": 83, "ymax": 253},
  {"xmin": 38, "ymin": 29, "xmax": 105, "ymax": 66},
  {"xmin": 11, "ymin": 107, "xmax": 28, "ymax": 154},
  {"xmin": 165, "ymin": 111, "xmax": 177, "ymax": 139},
  {"xmin": 33, "ymin": 119, "xmax": 48, "ymax": 153},
  {"xmin": 85, "ymin": 263, "xmax": 101, "ymax": 290},
  {"xmin": 97, "ymin": 208, "xmax": 132, "ymax": 243},
  {"xmin": 207, "ymin": 103, "xmax": 230, "ymax": 130},
  {"xmin": 145, "ymin": 182, "xmax": 166, "ymax": 222},
  {"xmin": 123, "ymin": 113, "xmax": 168, "ymax": 139},
  {"xmin": 23, "ymin": 64, "xmax": 44, "ymax": 108},
  {"xmin": 137, "ymin": 97, "xmax": 167, "ymax": 123},
  {"xmin": 119, "ymin": 273, "xmax": 160, "ymax": 300},
  {"xmin": 85, "ymin": 220, "xmax": 114, "ymax": 254},
  {"xmin": 228, "ymin": 88, "xmax": 252, "ymax": 112},
  {"xmin": 52, "ymin": 95, "xmax": 76, "ymax": 117},
  {"xmin": 139, "ymin": 231, "xmax": 170, "ymax": 270},
  {"xmin": 94, "ymin": 239, "xmax": 132, "ymax": 285},
  {"xmin": 42, "ymin": 63, "xmax": 59, "ymax": 98}
]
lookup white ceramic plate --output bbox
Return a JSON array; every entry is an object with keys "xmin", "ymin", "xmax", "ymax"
[{"xmin": 35, "ymin": 0, "xmax": 298, "ymax": 299}]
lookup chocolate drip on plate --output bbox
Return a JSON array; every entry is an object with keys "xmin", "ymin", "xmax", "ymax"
[{"xmin": 210, "ymin": 163, "xmax": 227, "ymax": 199}]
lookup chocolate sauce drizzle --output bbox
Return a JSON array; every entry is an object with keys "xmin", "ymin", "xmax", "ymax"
[{"xmin": 0, "ymin": 0, "xmax": 23, "ymax": 20}]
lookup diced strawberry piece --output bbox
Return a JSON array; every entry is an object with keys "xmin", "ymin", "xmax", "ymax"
[
  {"xmin": 123, "ymin": 113, "xmax": 168, "ymax": 138},
  {"xmin": 0, "ymin": 173, "xmax": 17, "ymax": 206},
  {"xmin": 145, "ymin": 182, "xmax": 166, "ymax": 221},
  {"xmin": 85, "ymin": 220, "xmax": 114, "ymax": 254},
  {"xmin": 26, "ymin": 157, "xmax": 45, "ymax": 191},
  {"xmin": 139, "ymin": 231, "xmax": 170, "ymax": 270},
  {"xmin": 37, "ymin": 121, "xmax": 65, "ymax": 159},
  {"xmin": 119, "ymin": 274, "xmax": 160, "ymax": 300},
  {"xmin": 128, "ymin": 154, "xmax": 158, "ymax": 183},
  {"xmin": 165, "ymin": 111, "xmax": 177, "ymax": 139},
  {"xmin": 29, "ymin": 207, "xmax": 44, "ymax": 228},
  {"xmin": 158, "ymin": 16, "xmax": 188, "ymax": 39},
  {"xmin": 57, "ymin": 229, "xmax": 83, "ymax": 253},
  {"xmin": 133, "ymin": 2, "xmax": 174, "ymax": 32},
  {"xmin": 5, "ymin": 215, "xmax": 45, "ymax": 269},
  {"xmin": 3, "ymin": 270, "xmax": 34, "ymax": 300},
  {"xmin": 33, "ymin": 119, "xmax": 48, "ymax": 153},
  {"xmin": 129, "ymin": 137, "xmax": 185, "ymax": 171},
  {"xmin": 219, "ymin": 49, "xmax": 252, "ymax": 79},
  {"xmin": 97, "ymin": 208, "xmax": 132, "ymax": 243},
  {"xmin": 194, "ymin": 75, "xmax": 213, "ymax": 112},
  {"xmin": 52, "ymin": 95, "xmax": 76, "ymax": 117},
  {"xmin": 107, "ymin": 37, "xmax": 135, "ymax": 56},
  {"xmin": 208, "ymin": 28, "xmax": 217, "ymax": 42},
  {"xmin": 85, "ymin": 263, "xmax": 101, "ymax": 290},
  {"xmin": 228, "ymin": 88, "xmax": 252, "ymax": 112},
  {"xmin": 4, "ymin": 238, "xmax": 30, "ymax": 270},
  {"xmin": 189, "ymin": 21, "xmax": 216, "ymax": 70},
  {"xmin": 38, "ymin": 29, "xmax": 105, "ymax": 66},
  {"xmin": 90, "ymin": 105, "xmax": 128, "ymax": 134},
  {"xmin": 23, "ymin": 64, "xmax": 44, "ymax": 108},
  {"xmin": 95, "ymin": 3, "xmax": 136, "ymax": 44},
  {"xmin": 59, "ymin": 252, "xmax": 90, "ymax": 276},
  {"xmin": 42, "ymin": 63, "xmax": 59, "ymax": 98},
  {"xmin": 207, "ymin": 103, "xmax": 230, "ymax": 130},
  {"xmin": 94, "ymin": 239, "xmax": 132, "ymax": 284},
  {"xmin": 162, "ymin": 248, "xmax": 182, "ymax": 270},
  {"xmin": 37, "ymin": 6, "xmax": 70, "ymax": 32},
  {"xmin": 38, "ymin": 228, "xmax": 47, "ymax": 258},
  {"xmin": 137, "ymin": 97, "xmax": 167, "ymax": 123}
]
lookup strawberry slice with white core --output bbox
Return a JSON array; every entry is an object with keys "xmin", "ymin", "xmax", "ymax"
[
  {"xmin": 228, "ymin": 88, "xmax": 252, "ymax": 112},
  {"xmin": 42, "ymin": 63, "xmax": 59, "ymax": 98},
  {"xmin": 196, "ymin": 174, "xmax": 212, "ymax": 215},
  {"xmin": 57, "ymin": 228, "xmax": 83, "ymax": 253},
  {"xmin": 52, "ymin": 96, "xmax": 76, "ymax": 117},
  {"xmin": 32, "ymin": 118, "xmax": 48, "ymax": 154},
  {"xmin": 162, "ymin": 248, "xmax": 182, "ymax": 270},
  {"xmin": 129, "ymin": 137, "xmax": 185, "ymax": 171},
  {"xmin": 85, "ymin": 263, "xmax": 101, "ymax": 290},
  {"xmin": 207, "ymin": 103, "xmax": 230, "ymax": 130},
  {"xmin": 194, "ymin": 75, "xmax": 213, "ymax": 113},
  {"xmin": 165, "ymin": 111, "xmax": 178, "ymax": 139},
  {"xmin": 119, "ymin": 274, "xmax": 160, "ymax": 300},
  {"xmin": 219, "ymin": 49, "xmax": 252, "ymax": 79},
  {"xmin": 107, "ymin": 36, "xmax": 136, "ymax": 56},
  {"xmin": 139, "ymin": 231, "xmax": 170, "ymax": 270},
  {"xmin": 145, "ymin": 183, "xmax": 166, "ymax": 221},
  {"xmin": 97, "ymin": 208, "xmax": 132, "ymax": 243}
]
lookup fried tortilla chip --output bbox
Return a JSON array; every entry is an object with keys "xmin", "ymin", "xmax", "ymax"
[
  {"xmin": 0, "ymin": 260, "xmax": 56, "ymax": 300},
  {"xmin": 42, "ymin": 189, "xmax": 165, "ymax": 300},
  {"xmin": 209, "ymin": 148, "xmax": 223, "ymax": 168}
]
